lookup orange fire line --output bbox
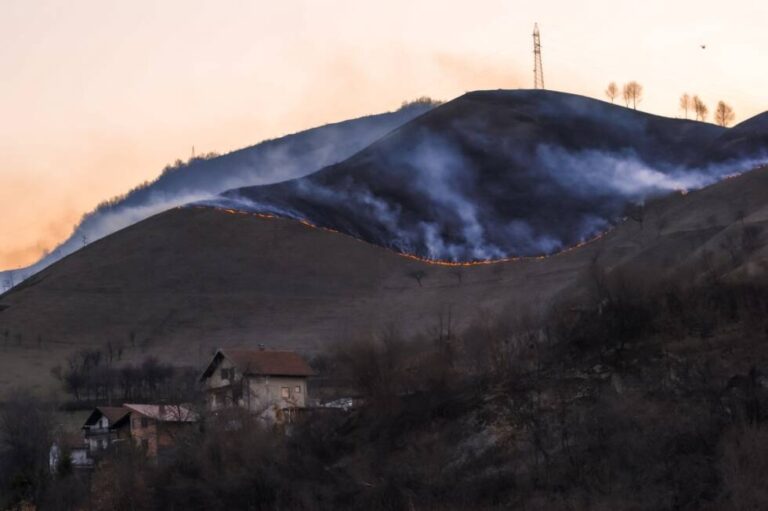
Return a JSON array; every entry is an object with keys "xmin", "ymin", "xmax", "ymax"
[
  {"xmin": 182, "ymin": 165, "xmax": 767, "ymax": 267},
  {"xmin": 185, "ymin": 205, "xmax": 609, "ymax": 267}
]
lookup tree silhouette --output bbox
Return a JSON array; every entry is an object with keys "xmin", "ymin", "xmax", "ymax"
[
  {"xmin": 605, "ymin": 82, "xmax": 618, "ymax": 103},
  {"xmin": 679, "ymin": 93, "xmax": 691, "ymax": 119},
  {"xmin": 622, "ymin": 81, "xmax": 643, "ymax": 109},
  {"xmin": 714, "ymin": 101, "xmax": 735, "ymax": 127},
  {"xmin": 693, "ymin": 96, "xmax": 708, "ymax": 121}
]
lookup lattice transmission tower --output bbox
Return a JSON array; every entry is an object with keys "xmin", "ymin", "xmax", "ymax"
[{"xmin": 532, "ymin": 23, "xmax": 545, "ymax": 89}]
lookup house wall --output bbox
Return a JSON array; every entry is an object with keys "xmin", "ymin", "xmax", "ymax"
[
  {"xmin": 204, "ymin": 357, "xmax": 238, "ymax": 390},
  {"xmin": 204, "ymin": 357, "xmax": 240, "ymax": 410},
  {"xmin": 130, "ymin": 415, "xmax": 158, "ymax": 458},
  {"xmin": 84, "ymin": 414, "xmax": 121, "ymax": 453},
  {"xmin": 245, "ymin": 375, "xmax": 307, "ymax": 411},
  {"xmin": 70, "ymin": 448, "xmax": 91, "ymax": 467}
]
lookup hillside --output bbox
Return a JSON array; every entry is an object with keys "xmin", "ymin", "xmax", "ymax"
[
  {"xmin": 1, "ymin": 166, "xmax": 767, "ymax": 396},
  {"xmin": 0, "ymin": 101, "xmax": 435, "ymax": 289},
  {"xmin": 212, "ymin": 90, "xmax": 761, "ymax": 261}
]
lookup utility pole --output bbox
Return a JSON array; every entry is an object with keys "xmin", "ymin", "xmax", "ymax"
[{"xmin": 533, "ymin": 23, "xmax": 545, "ymax": 90}]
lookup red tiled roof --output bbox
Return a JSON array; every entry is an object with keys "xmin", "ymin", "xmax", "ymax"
[
  {"xmin": 222, "ymin": 349, "xmax": 314, "ymax": 377},
  {"xmin": 98, "ymin": 406, "xmax": 130, "ymax": 424}
]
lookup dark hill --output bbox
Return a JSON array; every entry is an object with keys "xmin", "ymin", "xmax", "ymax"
[
  {"xmin": 704, "ymin": 111, "xmax": 768, "ymax": 163},
  {"xmin": 213, "ymin": 90, "xmax": 758, "ymax": 261}
]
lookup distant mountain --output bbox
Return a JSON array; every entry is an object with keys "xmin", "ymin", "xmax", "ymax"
[
  {"xmin": 0, "ymin": 100, "xmax": 436, "ymax": 288},
  {"xmin": 211, "ymin": 90, "xmax": 766, "ymax": 261}
]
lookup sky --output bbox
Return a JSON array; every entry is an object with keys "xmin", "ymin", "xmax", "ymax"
[{"xmin": 1, "ymin": 0, "xmax": 767, "ymax": 270}]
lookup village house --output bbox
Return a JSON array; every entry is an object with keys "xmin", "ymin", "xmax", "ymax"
[
  {"xmin": 50, "ymin": 433, "xmax": 93, "ymax": 472},
  {"xmin": 200, "ymin": 348, "xmax": 314, "ymax": 419},
  {"xmin": 119, "ymin": 403, "xmax": 197, "ymax": 459},
  {"xmin": 81, "ymin": 406, "xmax": 131, "ymax": 454}
]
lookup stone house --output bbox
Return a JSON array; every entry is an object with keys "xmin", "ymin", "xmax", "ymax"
[
  {"xmin": 200, "ymin": 349, "xmax": 314, "ymax": 418},
  {"xmin": 120, "ymin": 403, "xmax": 197, "ymax": 459}
]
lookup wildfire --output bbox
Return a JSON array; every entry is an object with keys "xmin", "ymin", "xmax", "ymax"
[{"xmin": 188, "ymin": 205, "xmax": 610, "ymax": 267}]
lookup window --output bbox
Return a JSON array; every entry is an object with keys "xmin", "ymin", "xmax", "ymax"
[
  {"xmin": 141, "ymin": 417, "xmax": 149, "ymax": 428},
  {"xmin": 133, "ymin": 418, "xmax": 140, "ymax": 429},
  {"xmin": 295, "ymin": 386, "xmax": 302, "ymax": 394},
  {"xmin": 281, "ymin": 387, "xmax": 290, "ymax": 398}
]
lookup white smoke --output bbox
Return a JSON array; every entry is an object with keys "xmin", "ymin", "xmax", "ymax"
[{"xmin": 0, "ymin": 104, "xmax": 434, "ymax": 292}]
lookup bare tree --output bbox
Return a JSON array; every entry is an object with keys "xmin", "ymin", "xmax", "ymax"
[
  {"xmin": 622, "ymin": 81, "xmax": 643, "ymax": 109},
  {"xmin": 714, "ymin": 100, "xmax": 735, "ymax": 127},
  {"xmin": 0, "ymin": 393, "xmax": 54, "ymax": 508},
  {"xmin": 605, "ymin": 82, "xmax": 618, "ymax": 103},
  {"xmin": 693, "ymin": 95, "xmax": 709, "ymax": 121},
  {"xmin": 679, "ymin": 93, "xmax": 691, "ymax": 119}
]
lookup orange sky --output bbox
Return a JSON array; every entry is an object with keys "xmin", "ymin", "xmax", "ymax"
[{"xmin": 2, "ymin": 0, "xmax": 767, "ymax": 270}]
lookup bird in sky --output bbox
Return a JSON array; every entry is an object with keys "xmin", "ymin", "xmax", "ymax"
[{"xmin": 701, "ymin": 44, "xmax": 707, "ymax": 49}]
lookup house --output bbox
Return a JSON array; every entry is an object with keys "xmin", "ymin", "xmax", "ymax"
[
  {"xmin": 50, "ymin": 433, "xmax": 93, "ymax": 473},
  {"xmin": 120, "ymin": 403, "xmax": 197, "ymax": 458},
  {"xmin": 200, "ymin": 348, "xmax": 314, "ymax": 418},
  {"xmin": 81, "ymin": 406, "xmax": 131, "ymax": 454}
]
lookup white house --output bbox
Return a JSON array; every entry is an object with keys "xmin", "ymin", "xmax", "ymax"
[{"xmin": 200, "ymin": 348, "xmax": 314, "ymax": 419}]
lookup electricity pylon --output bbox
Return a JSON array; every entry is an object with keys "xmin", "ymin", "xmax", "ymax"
[{"xmin": 533, "ymin": 23, "xmax": 545, "ymax": 89}]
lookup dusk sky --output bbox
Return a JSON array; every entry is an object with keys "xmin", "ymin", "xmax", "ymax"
[{"xmin": 2, "ymin": 0, "xmax": 767, "ymax": 270}]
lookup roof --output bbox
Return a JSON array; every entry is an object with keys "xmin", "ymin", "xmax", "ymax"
[
  {"xmin": 55, "ymin": 432, "xmax": 88, "ymax": 450},
  {"xmin": 200, "ymin": 348, "xmax": 315, "ymax": 380},
  {"xmin": 122, "ymin": 404, "xmax": 198, "ymax": 423},
  {"xmin": 82, "ymin": 406, "xmax": 130, "ymax": 428}
]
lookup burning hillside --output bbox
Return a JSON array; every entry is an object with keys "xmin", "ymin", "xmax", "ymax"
[
  {"xmin": 203, "ymin": 90, "xmax": 768, "ymax": 261},
  {"xmin": 0, "ymin": 101, "xmax": 435, "ymax": 289},
  {"xmin": 1, "ymin": 165, "xmax": 768, "ymax": 398}
]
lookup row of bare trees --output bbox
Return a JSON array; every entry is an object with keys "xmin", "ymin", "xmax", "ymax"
[
  {"xmin": 680, "ymin": 93, "xmax": 735, "ymax": 126},
  {"xmin": 605, "ymin": 81, "xmax": 643, "ymax": 109},
  {"xmin": 604, "ymin": 82, "xmax": 736, "ymax": 127},
  {"xmin": 51, "ymin": 348, "xmax": 197, "ymax": 405}
]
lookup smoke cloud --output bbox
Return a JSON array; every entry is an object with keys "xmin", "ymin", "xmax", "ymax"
[
  {"xmin": 207, "ymin": 91, "xmax": 768, "ymax": 262},
  {"xmin": 0, "ymin": 103, "xmax": 435, "ymax": 291}
]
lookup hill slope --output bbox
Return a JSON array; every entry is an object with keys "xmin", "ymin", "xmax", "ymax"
[
  {"xmin": 211, "ymin": 90, "xmax": 764, "ymax": 261},
  {"xmin": 1, "ymin": 166, "xmax": 768, "ymax": 396},
  {"xmin": 0, "ymin": 101, "xmax": 435, "ymax": 288}
]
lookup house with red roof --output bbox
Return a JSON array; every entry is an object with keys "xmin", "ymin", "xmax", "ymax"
[
  {"xmin": 121, "ymin": 403, "xmax": 197, "ymax": 458},
  {"xmin": 200, "ymin": 348, "xmax": 314, "ymax": 418}
]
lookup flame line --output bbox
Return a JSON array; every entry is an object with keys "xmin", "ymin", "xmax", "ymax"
[
  {"xmin": 180, "ymin": 165, "xmax": 767, "ymax": 267},
  {"xmin": 183, "ymin": 206, "xmax": 609, "ymax": 267}
]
